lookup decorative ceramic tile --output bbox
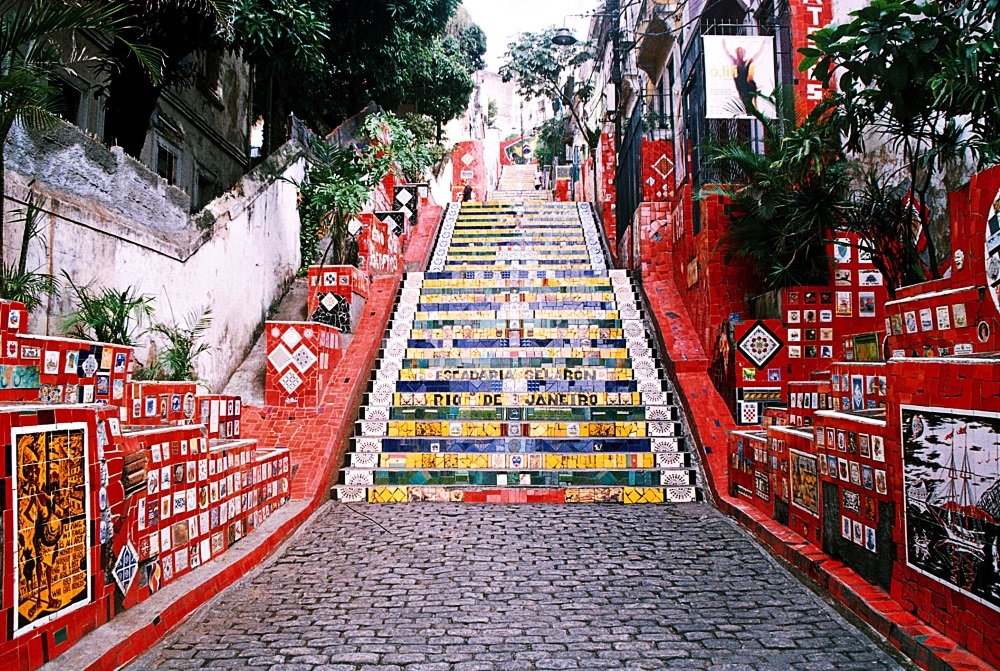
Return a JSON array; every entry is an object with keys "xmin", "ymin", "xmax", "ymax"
[
  {"xmin": 338, "ymin": 487, "xmax": 366, "ymax": 502},
  {"xmin": 280, "ymin": 327, "xmax": 302, "ymax": 349},
  {"xmin": 267, "ymin": 344, "xmax": 293, "ymax": 371},
  {"xmin": 736, "ymin": 322, "xmax": 782, "ymax": 368},
  {"xmin": 291, "ymin": 346, "xmax": 317, "ymax": 373},
  {"xmin": 278, "ymin": 369, "xmax": 303, "ymax": 394}
]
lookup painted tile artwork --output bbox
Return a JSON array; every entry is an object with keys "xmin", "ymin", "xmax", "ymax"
[
  {"xmin": 902, "ymin": 406, "xmax": 1000, "ymax": 611},
  {"xmin": 14, "ymin": 424, "xmax": 90, "ymax": 634}
]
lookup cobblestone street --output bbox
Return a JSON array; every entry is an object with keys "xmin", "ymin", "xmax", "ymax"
[{"xmin": 128, "ymin": 503, "xmax": 908, "ymax": 671}]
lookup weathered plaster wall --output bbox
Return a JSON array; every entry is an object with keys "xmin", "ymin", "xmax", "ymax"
[{"xmin": 4, "ymin": 121, "xmax": 306, "ymax": 393}]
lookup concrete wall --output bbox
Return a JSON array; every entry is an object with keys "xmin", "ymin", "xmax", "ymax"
[{"xmin": 4, "ymin": 120, "xmax": 306, "ymax": 393}]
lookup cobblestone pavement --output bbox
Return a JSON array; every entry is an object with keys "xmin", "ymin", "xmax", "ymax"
[{"xmin": 128, "ymin": 503, "xmax": 909, "ymax": 671}]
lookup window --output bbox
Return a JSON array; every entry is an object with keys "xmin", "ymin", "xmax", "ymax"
[
  {"xmin": 53, "ymin": 79, "xmax": 82, "ymax": 126},
  {"xmin": 156, "ymin": 143, "xmax": 178, "ymax": 185},
  {"xmin": 193, "ymin": 167, "xmax": 219, "ymax": 211}
]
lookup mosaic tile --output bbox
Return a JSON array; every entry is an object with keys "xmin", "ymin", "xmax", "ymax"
[{"xmin": 340, "ymin": 201, "xmax": 697, "ymax": 504}]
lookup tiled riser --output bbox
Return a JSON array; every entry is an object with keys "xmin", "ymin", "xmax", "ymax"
[{"xmin": 336, "ymin": 200, "xmax": 698, "ymax": 504}]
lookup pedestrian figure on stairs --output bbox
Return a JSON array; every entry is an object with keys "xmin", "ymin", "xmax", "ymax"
[
  {"xmin": 534, "ymin": 173, "xmax": 542, "ymax": 191},
  {"xmin": 462, "ymin": 180, "xmax": 473, "ymax": 202}
]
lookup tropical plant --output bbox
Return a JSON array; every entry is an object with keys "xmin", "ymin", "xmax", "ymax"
[
  {"xmin": 801, "ymin": 0, "xmax": 1000, "ymax": 278},
  {"xmin": 146, "ymin": 307, "xmax": 213, "ymax": 381},
  {"xmin": 297, "ymin": 111, "xmax": 442, "ymax": 269},
  {"xmin": 843, "ymin": 171, "xmax": 927, "ymax": 298},
  {"xmin": 0, "ymin": 0, "xmax": 160, "ymax": 246},
  {"xmin": 63, "ymin": 273, "xmax": 155, "ymax": 346},
  {"xmin": 0, "ymin": 192, "xmax": 57, "ymax": 310},
  {"xmin": 703, "ymin": 88, "xmax": 850, "ymax": 289},
  {"xmin": 297, "ymin": 140, "xmax": 369, "ymax": 268}
]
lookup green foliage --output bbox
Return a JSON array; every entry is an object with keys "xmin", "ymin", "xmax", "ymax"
[
  {"xmin": 298, "ymin": 112, "xmax": 439, "ymax": 269},
  {"xmin": 487, "ymin": 100, "xmax": 498, "ymax": 127},
  {"xmin": 499, "ymin": 28, "xmax": 596, "ymax": 146},
  {"xmin": 703, "ymin": 89, "xmax": 850, "ymax": 289},
  {"xmin": 223, "ymin": 0, "xmax": 329, "ymax": 75},
  {"xmin": 408, "ymin": 34, "xmax": 475, "ymax": 138},
  {"xmin": 0, "ymin": 0, "xmax": 161, "ymax": 236},
  {"xmin": 0, "ymin": 193, "xmax": 57, "ymax": 311},
  {"xmin": 801, "ymin": 0, "xmax": 1000, "ymax": 277},
  {"xmin": 297, "ymin": 141, "xmax": 369, "ymax": 268},
  {"xmin": 63, "ymin": 273, "xmax": 155, "ymax": 346},
  {"xmin": 399, "ymin": 113, "xmax": 449, "ymax": 166},
  {"xmin": 535, "ymin": 116, "xmax": 571, "ymax": 167},
  {"xmin": 145, "ymin": 308, "xmax": 213, "ymax": 382},
  {"xmin": 843, "ymin": 171, "xmax": 927, "ymax": 298}
]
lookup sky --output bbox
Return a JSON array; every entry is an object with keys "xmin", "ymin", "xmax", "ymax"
[{"xmin": 461, "ymin": 0, "xmax": 603, "ymax": 71}]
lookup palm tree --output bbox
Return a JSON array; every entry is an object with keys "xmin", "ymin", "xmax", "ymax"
[
  {"xmin": 0, "ymin": 0, "xmax": 161, "ymax": 258},
  {"xmin": 702, "ymin": 87, "xmax": 850, "ymax": 289}
]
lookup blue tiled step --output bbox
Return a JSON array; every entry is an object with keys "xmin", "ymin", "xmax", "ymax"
[
  {"xmin": 407, "ymin": 319, "xmax": 626, "ymax": 329},
  {"xmin": 348, "ymin": 436, "xmax": 684, "ymax": 454},
  {"xmin": 404, "ymin": 338, "xmax": 628, "ymax": 348},
  {"xmin": 386, "ymin": 358, "xmax": 642, "ymax": 368},
  {"xmin": 349, "ymin": 469, "xmax": 696, "ymax": 487},
  {"xmin": 419, "ymin": 287, "xmax": 614, "ymax": 295},
  {"xmin": 356, "ymin": 419, "xmax": 680, "ymax": 438},
  {"xmin": 423, "ymin": 271, "xmax": 607, "ymax": 280},
  {"xmin": 417, "ymin": 301, "xmax": 619, "ymax": 311}
]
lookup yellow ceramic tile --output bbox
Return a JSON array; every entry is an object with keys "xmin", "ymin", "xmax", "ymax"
[
  {"xmin": 370, "ymin": 486, "xmax": 408, "ymax": 503},
  {"xmin": 623, "ymin": 487, "xmax": 665, "ymax": 504}
]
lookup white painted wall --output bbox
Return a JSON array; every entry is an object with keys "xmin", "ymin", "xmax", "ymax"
[{"xmin": 5, "ymin": 125, "xmax": 306, "ymax": 393}]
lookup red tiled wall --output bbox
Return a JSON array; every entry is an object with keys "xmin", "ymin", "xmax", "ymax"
[
  {"xmin": 452, "ymin": 141, "xmax": 486, "ymax": 201},
  {"xmin": 728, "ymin": 431, "xmax": 774, "ymax": 518},
  {"xmin": 195, "ymin": 394, "xmax": 244, "ymax": 440},
  {"xmin": 123, "ymin": 382, "xmax": 198, "ymax": 427},
  {"xmin": 884, "ymin": 358, "xmax": 1000, "ymax": 666},
  {"xmin": 264, "ymin": 323, "xmax": 342, "ymax": 408}
]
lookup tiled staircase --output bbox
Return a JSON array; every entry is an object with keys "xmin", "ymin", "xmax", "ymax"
[
  {"xmin": 489, "ymin": 164, "xmax": 552, "ymax": 203},
  {"xmin": 334, "ymin": 199, "xmax": 698, "ymax": 504}
]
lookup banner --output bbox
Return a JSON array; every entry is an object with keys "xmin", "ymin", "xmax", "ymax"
[{"xmin": 703, "ymin": 35, "xmax": 776, "ymax": 119}]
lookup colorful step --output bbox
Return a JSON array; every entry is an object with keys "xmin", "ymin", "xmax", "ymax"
[{"xmin": 335, "ymin": 200, "xmax": 698, "ymax": 504}]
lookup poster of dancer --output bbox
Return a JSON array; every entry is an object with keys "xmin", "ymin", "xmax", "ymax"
[
  {"xmin": 703, "ymin": 35, "xmax": 776, "ymax": 119},
  {"xmin": 902, "ymin": 406, "xmax": 1000, "ymax": 610},
  {"xmin": 13, "ymin": 424, "xmax": 91, "ymax": 635}
]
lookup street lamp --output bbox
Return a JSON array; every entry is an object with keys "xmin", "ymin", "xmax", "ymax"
[{"xmin": 552, "ymin": 27, "xmax": 578, "ymax": 46}]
